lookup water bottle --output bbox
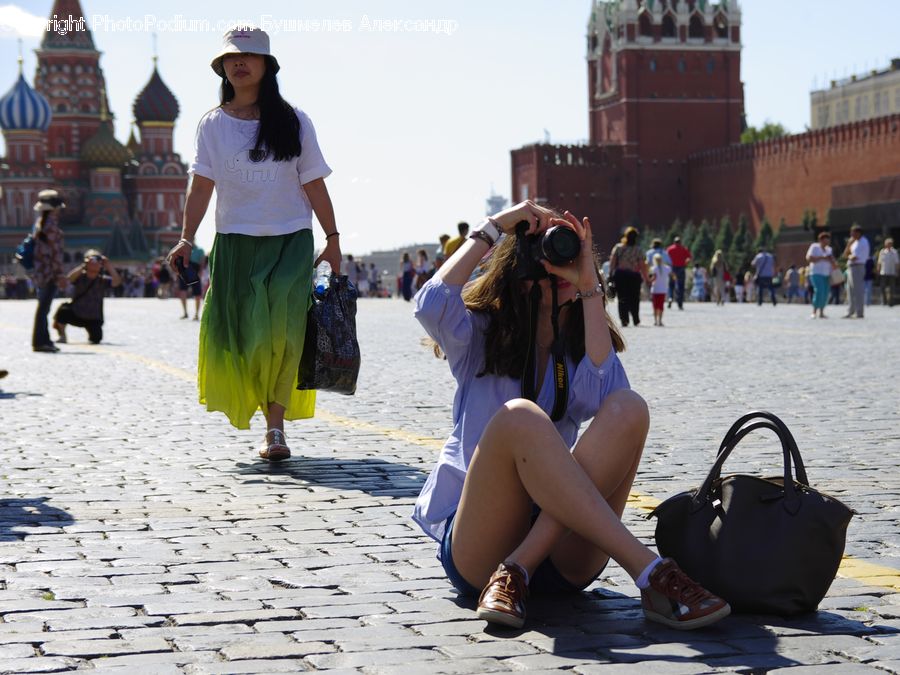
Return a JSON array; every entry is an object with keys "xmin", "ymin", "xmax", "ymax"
[{"xmin": 314, "ymin": 261, "xmax": 331, "ymax": 299}]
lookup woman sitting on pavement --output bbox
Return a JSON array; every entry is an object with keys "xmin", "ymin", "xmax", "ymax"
[
  {"xmin": 412, "ymin": 200, "xmax": 730, "ymax": 631},
  {"xmin": 53, "ymin": 249, "xmax": 122, "ymax": 344}
]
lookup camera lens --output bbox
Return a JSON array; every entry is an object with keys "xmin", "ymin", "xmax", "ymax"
[{"xmin": 541, "ymin": 226, "xmax": 581, "ymax": 266}]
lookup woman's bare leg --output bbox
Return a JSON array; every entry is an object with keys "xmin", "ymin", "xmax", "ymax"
[
  {"xmin": 266, "ymin": 402, "xmax": 285, "ymax": 432},
  {"xmin": 451, "ymin": 393, "xmax": 654, "ymax": 590}
]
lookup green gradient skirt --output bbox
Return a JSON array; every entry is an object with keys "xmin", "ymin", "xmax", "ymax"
[{"xmin": 198, "ymin": 229, "xmax": 316, "ymax": 429}]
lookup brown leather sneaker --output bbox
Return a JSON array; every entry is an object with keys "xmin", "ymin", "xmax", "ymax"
[
  {"xmin": 641, "ymin": 558, "xmax": 731, "ymax": 630},
  {"xmin": 476, "ymin": 562, "xmax": 528, "ymax": 629}
]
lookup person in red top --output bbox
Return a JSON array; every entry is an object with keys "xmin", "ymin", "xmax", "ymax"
[{"xmin": 665, "ymin": 237, "xmax": 692, "ymax": 310}]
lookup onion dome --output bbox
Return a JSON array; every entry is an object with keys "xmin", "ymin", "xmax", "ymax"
[
  {"xmin": 0, "ymin": 71, "xmax": 52, "ymax": 132},
  {"xmin": 133, "ymin": 66, "xmax": 179, "ymax": 123},
  {"xmin": 81, "ymin": 120, "xmax": 132, "ymax": 167}
]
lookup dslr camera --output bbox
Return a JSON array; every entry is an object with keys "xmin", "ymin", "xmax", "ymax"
[{"xmin": 514, "ymin": 220, "xmax": 581, "ymax": 280}]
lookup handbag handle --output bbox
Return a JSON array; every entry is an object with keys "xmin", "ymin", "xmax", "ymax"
[
  {"xmin": 715, "ymin": 411, "xmax": 809, "ymax": 486},
  {"xmin": 690, "ymin": 413, "xmax": 808, "ymax": 515}
]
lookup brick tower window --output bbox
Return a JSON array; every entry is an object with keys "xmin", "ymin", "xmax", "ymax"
[
  {"xmin": 714, "ymin": 13, "xmax": 728, "ymax": 39},
  {"xmin": 662, "ymin": 13, "xmax": 676, "ymax": 38},
  {"xmin": 638, "ymin": 10, "xmax": 652, "ymax": 38},
  {"xmin": 689, "ymin": 14, "xmax": 704, "ymax": 40}
]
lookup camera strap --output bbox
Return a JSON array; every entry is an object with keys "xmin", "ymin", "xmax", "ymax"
[{"xmin": 521, "ymin": 277, "xmax": 568, "ymax": 422}]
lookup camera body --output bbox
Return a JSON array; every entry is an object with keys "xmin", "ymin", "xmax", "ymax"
[{"xmin": 514, "ymin": 220, "xmax": 581, "ymax": 280}]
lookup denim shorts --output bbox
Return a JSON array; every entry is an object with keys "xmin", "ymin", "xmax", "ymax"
[{"xmin": 440, "ymin": 510, "xmax": 601, "ymax": 597}]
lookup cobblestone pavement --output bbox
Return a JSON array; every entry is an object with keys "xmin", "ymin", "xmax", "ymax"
[{"xmin": 0, "ymin": 295, "xmax": 898, "ymax": 674}]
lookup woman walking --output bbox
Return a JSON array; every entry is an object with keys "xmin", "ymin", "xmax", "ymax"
[
  {"xmin": 168, "ymin": 28, "xmax": 339, "ymax": 460},
  {"xmin": 709, "ymin": 249, "xmax": 727, "ymax": 305},
  {"xmin": 608, "ymin": 226, "xmax": 648, "ymax": 327},
  {"xmin": 400, "ymin": 251, "xmax": 415, "ymax": 301},
  {"xmin": 806, "ymin": 231, "xmax": 836, "ymax": 319},
  {"xmin": 413, "ymin": 200, "xmax": 730, "ymax": 631},
  {"xmin": 30, "ymin": 189, "xmax": 67, "ymax": 353}
]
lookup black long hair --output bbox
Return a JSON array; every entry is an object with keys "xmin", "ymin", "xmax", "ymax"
[{"xmin": 220, "ymin": 55, "xmax": 301, "ymax": 162}]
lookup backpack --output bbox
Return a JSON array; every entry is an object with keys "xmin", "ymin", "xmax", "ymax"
[{"xmin": 14, "ymin": 234, "xmax": 35, "ymax": 271}]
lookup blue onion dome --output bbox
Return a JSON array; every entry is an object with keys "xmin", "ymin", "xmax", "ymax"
[
  {"xmin": 81, "ymin": 120, "xmax": 132, "ymax": 167},
  {"xmin": 0, "ymin": 72, "xmax": 52, "ymax": 132},
  {"xmin": 133, "ymin": 67, "xmax": 179, "ymax": 123}
]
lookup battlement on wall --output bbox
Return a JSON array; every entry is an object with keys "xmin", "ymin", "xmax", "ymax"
[
  {"xmin": 689, "ymin": 113, "xmax": 900, "ymax": 168},
  {"xmin": 512, "ymin": 143, "xmax": 625, "ymax": 169}
]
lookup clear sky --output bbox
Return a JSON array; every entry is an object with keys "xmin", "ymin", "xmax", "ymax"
[{"xmin": 2, "ymin": 1, "xmax": 898, "ymax": 255}]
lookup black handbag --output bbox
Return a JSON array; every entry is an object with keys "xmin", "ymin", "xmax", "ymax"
[
  {"xmin": 298, "ymin": 273, "xmax": 360, "ymax": 395},
  {"xmin": 649, "ymin": 411, "xmax": 854, "ymax": 616}
]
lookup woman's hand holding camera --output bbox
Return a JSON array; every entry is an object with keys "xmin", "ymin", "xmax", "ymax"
[
  {"xmin": 492, "ymin": 200, "xmax": 554, "ymax": 236},
  {"xmin": 542, "ymin": 211, "xmax": 598, "ymax": 296}
]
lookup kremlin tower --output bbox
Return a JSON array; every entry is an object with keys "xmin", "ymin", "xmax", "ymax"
[{"xmin": 0, "ymin": 0, "xmax": 187, "ymax": 268}]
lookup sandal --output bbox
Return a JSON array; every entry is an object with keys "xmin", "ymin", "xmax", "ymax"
[{"xmin": 259, "ymin": 429, "xmax": 291, "ymax": 462}]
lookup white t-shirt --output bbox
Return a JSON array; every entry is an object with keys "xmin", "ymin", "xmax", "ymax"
[
  {"xmin": 650, "ymin": 264, "xmax": 671, "ymax": 294},
  {"xmin": 806, "ymin": 243, "xmax": 833, "ymax": 276},
  {"xmin": 878, "ymin": 247, "xmax": 899, "ymax": 276},
  {"xmin": 189, "ymin": 107, "xmax": 331, "ymax": 236},
  {"xmin": 849, "ymin": 236, "xmax": 870, "ymax": 266}
]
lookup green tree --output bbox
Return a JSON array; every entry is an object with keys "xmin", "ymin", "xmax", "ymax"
[
  {"xmin": 753, "ymin": 216, "xmax": 775, "ymax": 252},
  {"xmin": 638, "ymin": 226, "xmax": 665, "ymax": 254},
  {"xmin": 740, "ymin": 121, "xmax": 788, "ymax": 144},
  {"xmin": 802, "ymin": 209, "xmax": 819, "ymax": 232},
  {"xmin": 729, "ymin": 213, "xmax": 751, "ymax": 275},
  {"xmin": 665, "ymin": 218, "xmax": 683, "ymax": 245},
  {"xmin": 714, "ymin": 215, "xmax": 733, "ymax": 256},
  {"xmin": 681, "ymin": 220, "xmax": 697, "ymax": 252},
  {"xmin": 691, "ymin": 219, "xmax": 716, "ymax": 267}
]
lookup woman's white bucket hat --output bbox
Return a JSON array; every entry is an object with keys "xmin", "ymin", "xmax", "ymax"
[{"xmin": 211, "ymin": 27, "xmax": 280, "ymax": 77}]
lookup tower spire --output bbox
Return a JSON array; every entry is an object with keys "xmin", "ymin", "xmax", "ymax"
[
  {"xmin": 152, "ymin": 32, "xmax": 158, "ymax": 68},
  {"xmin": 17, "ymin": 38, "xmax": 23, "ymax": 75}
]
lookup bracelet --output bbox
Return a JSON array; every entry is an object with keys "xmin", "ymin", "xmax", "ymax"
[
  {"xmin": 326, "ymin": 231, "xmax": 340, "ymax": 240},
  {"xmin": 575, "ymin": 283, "xmax": 605, "ymax": 300},
  {"xmin": 178, "ymin": 238, "xmax": 193, "ymax": 248},
  {"xmin": 471, "ymin": 217, "xmax": 501, "ymax": 246},
  {"xmin": 469, "ymin": 230, "xmax": 495, "ymax": 248}
]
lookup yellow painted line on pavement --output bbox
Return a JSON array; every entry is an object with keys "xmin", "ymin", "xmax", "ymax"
[
  {"xmin": 836, "ymin": 557, "xmax": 900, "ymax": 591},
  {"xmin": 88, "ymin": 344, "xmax": 900, "ymax": 592},
  {"xmin": 81, "ymin": 344, "xmax": 196, "ymax": 382}
]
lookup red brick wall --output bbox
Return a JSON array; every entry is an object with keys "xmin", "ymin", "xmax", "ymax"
[
  {"xmin": 511, "ymin": 144, "xmax": 627, "ymax": 258},
  {"xmin": 689, "ymin": 114, "xmax": 900, "ymax": 230}
]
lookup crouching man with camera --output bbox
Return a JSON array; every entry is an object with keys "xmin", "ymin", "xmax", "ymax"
[
  {"xmin": 53, "ymin": 249, "xmax": 122, "ymax": 345},
  {"xmin": 411, "ymin": 200, "xmax": 730, "ymax": 631}
]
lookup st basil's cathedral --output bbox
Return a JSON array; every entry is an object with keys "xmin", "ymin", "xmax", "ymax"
[{"xmin": 0, "ymin": 0, "xmax": 187, "ymax": 267}]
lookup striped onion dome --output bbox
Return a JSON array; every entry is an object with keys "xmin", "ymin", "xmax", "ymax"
[
  {"xmin": 133, "ymin": 66, "xmax": 179, "ymax": 123},
  {"xmin": 0, "ymin": 73, "xmax": 52, "ymax": 132}
]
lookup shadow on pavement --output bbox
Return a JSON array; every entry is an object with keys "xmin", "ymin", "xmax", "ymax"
[
  {"xmin": 0, "ymin": 498, "xmax": 74, "ymax": 542},
  {"xmin": 230, "ymin": 456, "xmax": 427, "ymax": 498},
  {"xmin": 475, "ymin": 587, "xmax": 891, "ymax": 669},
  {"xmin": 0, "ymin": 391, "xmax": 44, "ymax": 399}
]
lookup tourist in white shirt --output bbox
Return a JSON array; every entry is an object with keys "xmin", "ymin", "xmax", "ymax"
[
  {"xmin": 805, "ymin": 231, "xmax": 837, "ymax": 319},
  {"xmin": 877, "ymin": 238, "xmax": 899, "ymax": 307},
  {"xmin": 842, "ymin": 224, "xmax": 870, "ymax": 318},
  {"xmin": 168, "ymin": 28, "xmax": 341, "ymax": 460}
]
